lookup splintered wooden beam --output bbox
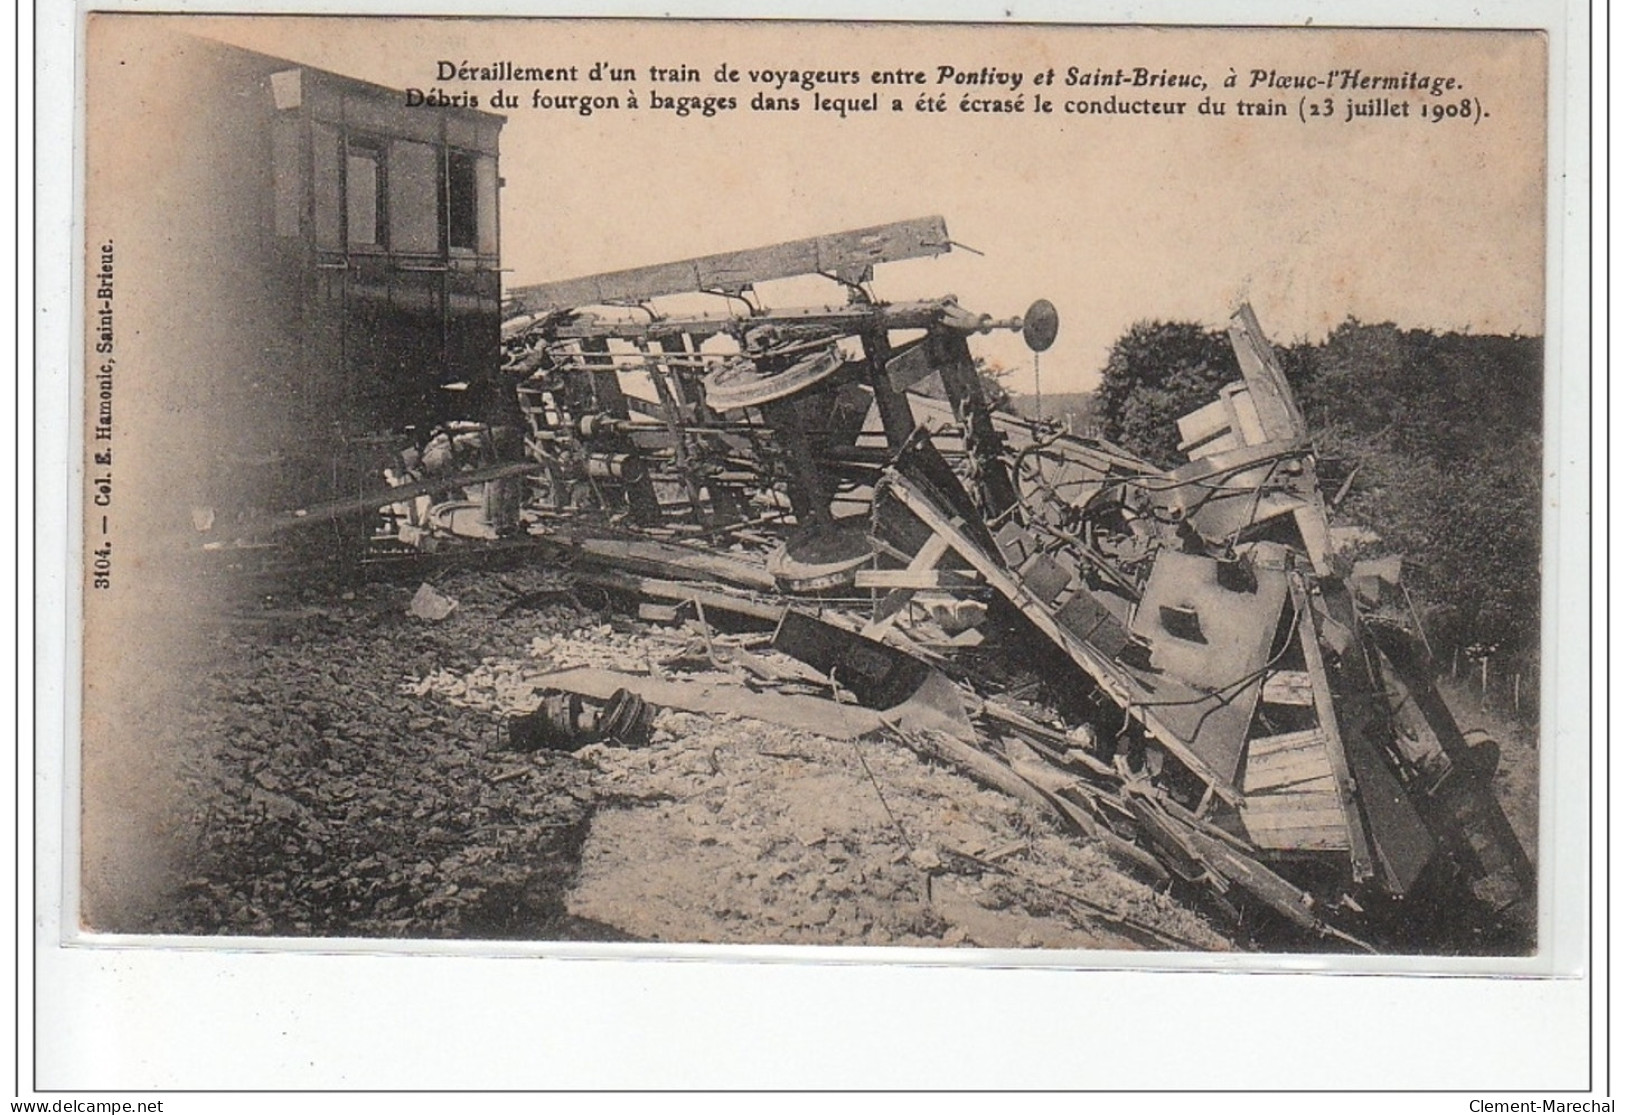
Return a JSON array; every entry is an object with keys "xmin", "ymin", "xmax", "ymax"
[
  {"xmin": 543, "ymin": 532, "xmax": 779, "ymax": 591},
  {"xmin": 1227, "ymin": 303, "xmax": 1308, "ymax": 443},
  {"xmin": 570, "ymin": 569, "xmax": 786, "ymax": 625},
  {"xmin": 508, "ymin": 216, "xmax": 953, "ymax": 312},
  {"xmin": 852, "ymin": 568, "xmax": 981, "ymax": 590},
  {"xmin": 1291, "ymin": 575, "xmax": 1376, "ymax": 883},
  {"xmin": 230, "ymin": 459, "xmax": 546, "ymax": 538}
]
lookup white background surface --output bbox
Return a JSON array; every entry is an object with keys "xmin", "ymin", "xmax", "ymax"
[{"xmin": 23, "ymin": 0, "xmax": 1603, "ymax": 1104}]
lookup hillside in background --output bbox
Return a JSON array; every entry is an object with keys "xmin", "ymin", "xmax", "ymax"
[{"xmin": 1006, "ymin": 391, "xmax": 1101, "ymax": 434}]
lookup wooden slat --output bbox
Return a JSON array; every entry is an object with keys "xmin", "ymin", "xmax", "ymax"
[
  {"xmin": 1261, "ymin": 670, "xmax": 1315, "ymax": 706},
  {"xmin": 1247, "ymin": 746, "xmax": 1334, "ymax": 778},
  {"xmin": 1247, "ymin": 749, "xmax": 1330, "ymax": 780},
  {"xmin": 1248, "ymin": 819, "xmax": 1350, "ymax": 838},
  {"xmin": 1246, "ymin": 728, "xmax": 1325, "ymax": 757},
  {"xmin": 1254, "ymin": 741, "xmax": 1332, "ymax": 767},
  {"xmin": 1249, "ymin": 828, "xmax": 1351, "ymax": 851},
  {"xmin": 853, "ymin": 568, "xmax": 980, "ymax": 589},
  {"xmin": 1240, "ymin": 808, "xmax": 1350, "ymax": 832},
  {"xmin": 1246, "ymin": 817, "xmax": 1349, "ymax": 835},
  {"xmin": 1241, "ymin": 790, "xmax": 1344, "ymax": 814},
  {"xmin": 1245, "ymin": 763, "xmax": 1338, "ymax": 794},
  {"xmin": 1241, "ymin": 776, "xmax": 1332, "ymax": 802}
]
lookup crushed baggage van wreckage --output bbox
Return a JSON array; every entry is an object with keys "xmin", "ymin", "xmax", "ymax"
[{"xmin": 218, "ymin": 217, "xmax": 1534, "ymax": 950}]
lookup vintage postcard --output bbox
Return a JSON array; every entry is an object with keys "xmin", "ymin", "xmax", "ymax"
[
  {"xmin": 70, "ymin": 9, "xmax": 1575, "ymax": 970},
  {"xmin": 45, "ymin": 3, "xmax": 1596, "ymax": 1094}
]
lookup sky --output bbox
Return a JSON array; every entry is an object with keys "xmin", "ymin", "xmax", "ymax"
[{"xmin": 120, "ymin": 15, "xmax": 1548, "ymax": 395}]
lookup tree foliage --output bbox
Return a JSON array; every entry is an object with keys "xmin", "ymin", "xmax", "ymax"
[
  {"xmin": 1094, "ymin": 322, "xmax": 1239, "ymax": 467},
  {"xmin": 1305, "ymin": 322, "xmax": 1542, "ymax": 659}
]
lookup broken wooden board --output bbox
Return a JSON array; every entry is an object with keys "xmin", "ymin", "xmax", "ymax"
[
  {"xmin": 546, "ymin": 531, "xmax": 779, "ymax": 591},
  {"xmin": 509, "ymin": 215, "xmax": 952, "ymax": 311},
  {"xmin": 1291, "ymin": 575, "xmax": 1374, "ymax": 881},
  {"xmin": 571, "ymin": 569, "xmax": 786, "ymax": 624},
  {"xmin": 229, "ymin": 459, "xmax": 546, "ymax": 539},
  {"xmin": 852, "ymin": 568, "xmax": 982, "ymax": 590},
  {"xmin": 533, "ymin": 666, "xmax": 884, "ymax": 739},
  {"xmin": 1261, "ymin": 670, "xmax": 1315, "ymax": 706},
  {"xmin": 1238, "ymin": 728, "xmax": 1352, "ymax": 852}
]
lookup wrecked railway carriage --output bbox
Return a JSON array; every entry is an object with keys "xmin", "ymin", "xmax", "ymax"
[
  {"xmin": 126, "ymin": 37, "xmax": 511, "ymax": 544},
  {"xmin": 207, "ymin": 209, "xmax": 1533, "ymax": 951}
]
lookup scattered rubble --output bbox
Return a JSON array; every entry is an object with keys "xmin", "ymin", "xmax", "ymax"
[{"xmin": 408, "ymin": 582, "xmax": 459, "ymax": 622}]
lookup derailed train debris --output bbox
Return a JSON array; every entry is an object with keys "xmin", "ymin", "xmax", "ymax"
[
  {"xmin": 232, "ymin": 215, "xmax": 1533, "ymax": 950},
  {"xmin": 860, "ymin": 308, "xmax": 1535, "ymax": 948}
]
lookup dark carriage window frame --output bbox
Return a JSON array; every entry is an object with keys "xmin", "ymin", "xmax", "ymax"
[{"xmin": 443, "ymin": 148, "xmax": 479, "ymax": 254}]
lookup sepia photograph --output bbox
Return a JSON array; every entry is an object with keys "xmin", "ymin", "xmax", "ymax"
[{"xmin": 76, "ymin": 13, "xmax": 1557, "ymax": 968}]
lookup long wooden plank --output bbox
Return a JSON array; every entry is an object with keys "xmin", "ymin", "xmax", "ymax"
[
  {"xmin": 1242, "ymin": 804, "xmax": 1348, "ymax": 825},
  {"xmin": 1247, "ymin": 728, "xmax": 1326, "ymax": 756},
  {"xmin": 534, "ymin": 666, "xmax": 883, "ymax": 739},
  {"xmin": 570, "ymin": 569, "xmax": 786, "ymax": 624},
  {"xmin": 1291, "ymin": 577, "xmax": 1371, "ymax": 880},
  {"xmin": 1240, "ymin": 808, "xmax": 1350, "ymax": 832},
  {"xmin": 1247, "ymin": 746, "xmax": 1330, "ymax": 775},
  {"xmin": 1246, "ymin": 770, "xmax": 1340, "ymax": 795},
  {"xmin": 552, "ymin": 533, "xmax": 778, "ymax": 591},
  {"xmin": 1247, "ymin": 822, "xmax": 1348, "ymax": 837},
  {"xmin": 1243, "ymin": 790, "xmax": 1345, "ymax": 814},
  {"xmin": 1249, "ymin": 829, "xmax": 1350, "ymax": 851},
  {"xmin": 1248, "ymin": 821, "xmax": 1349, "ymax": 845},
  {"xmin": 1242, "ymin": 789, "xmax": 1343, "ymax": 809},
  {"xmin": 1247, "ymin": 818, "xmax": 1350, "ymax": 837},
  {"xmin": 1248, "ymin": 741, "xmax": 1326, "ymax": 767},
  {"xmin": 510, "ymin": 216, "xmax": 952, "ymax": 311},
  {"xmin": 853, "ymin": 568, "xmax": 980, "ymax": 589},
  {"xmin": 1246, "ymin": 744, "xmax": 1333, "ymax": 779},
  {"xmin": 1248, "ymin": 760, "xmax": 1332, "ymax": 790},
  {"xmin": 1241, "ymin": 750, "xmax": 1332, "ymax": 786}
]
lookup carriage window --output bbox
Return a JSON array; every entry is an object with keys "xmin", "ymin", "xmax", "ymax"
[
  {"xmin": 446, "ymin": 150, "xmax": 478, "ymax": 252},
  {"xmin": 346, "ymin": 142, "xmax": 384, "ymax": 247}
]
